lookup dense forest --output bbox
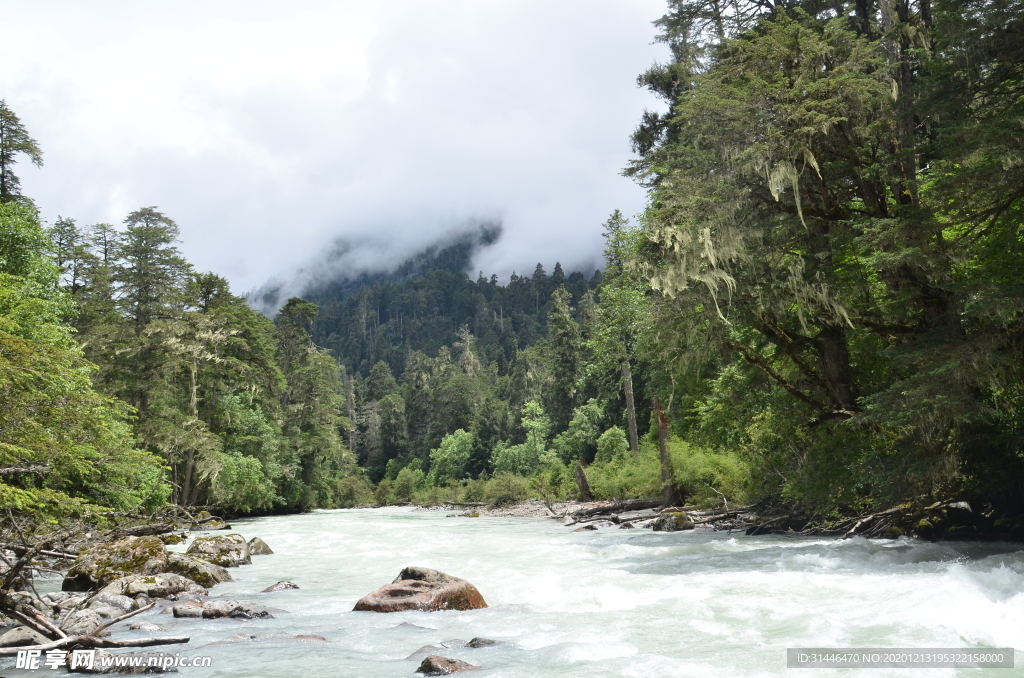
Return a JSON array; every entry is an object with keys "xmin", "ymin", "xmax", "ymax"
[{"xmin": 2, "ymin": 0, "xmax": 1023, "ymax": 533}]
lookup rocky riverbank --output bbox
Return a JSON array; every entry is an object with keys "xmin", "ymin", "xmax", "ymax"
[
  {"xmin": 0, "ymin": 522, "xmax": 301, "ymax": 672},
  {"xmin": 410, "ymin": 497, "xmax": 1024, "ymax": 542}
]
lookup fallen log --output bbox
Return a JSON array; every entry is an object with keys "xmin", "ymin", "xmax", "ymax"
[
  {"xmin": 571, "ymin": 499, "xmax": 662, "ymax": 519},
  {"xmin": 116, "ymin": 523, "xmax": 177, "ymax": 537},
  {"xmin": 746, "ymin": 514, "xmax": 790, "ymax": 536},
  {"xmin": 841, "ymin": 505, "xmax": 907, "ymax": 539}
]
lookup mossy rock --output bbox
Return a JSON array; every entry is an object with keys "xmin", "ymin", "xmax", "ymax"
[
  {"xmin": 166, "ymin": 553, "xmax": 232, "ymax": 587},
  {"xmin": 185, "ymin": 534, "xmax": 251, "ymax": 568},
  {"xmin": 882, "ymin": 526, "xmax": 904, "ymax": 539},
  {"xmin": 915, "ymin": 519, "xmax": 935, "ymax": 540},
  {"xmin": 62, "ymin": 536, "xmax": 168, "ymax": 592},
  {"xmin": 652, "ymin": 512, "xmax": 695, "ymax": 532},
  {"xmin": 160, "ymin": 533, "xmax": 185, "ymax": 545}
]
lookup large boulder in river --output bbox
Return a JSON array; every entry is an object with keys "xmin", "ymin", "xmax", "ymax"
[
  {"xmin": 652, "ymin": 511, "xmax": 695, "ymax": 532},
  {"xmin": 247, "ymin": 537, "xmax": 274, "ymax": 555},
  {"xmin": 97, "ymin": 573, "xmax": 196, "ymax": 600},
  {"xmin": 166, "ymin": 553, "xmax": 232, "ymax": 587},
  {"xmin": 63, "ymin": 536, "xmax": 168, "ymax": 591},
  {"xmin": 416, "ymin": 655, "xmax": 479, "ymax": 676},
  {"xmin": 353, "ymin": 567, "xmax": 487, "ymax": 613},
  {"xmin": 186, "ymin": 534, "xmax": 251, "ymax": 567}
]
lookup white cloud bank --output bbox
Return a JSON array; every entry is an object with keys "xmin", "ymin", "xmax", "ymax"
[{"xmin": 0, "ymin": 0, "xmax": 666, "ymax": 296}]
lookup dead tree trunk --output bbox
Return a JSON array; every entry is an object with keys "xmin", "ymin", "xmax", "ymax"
[
  {"xmin": 574, "ymin": 459, "xmax": 594, "ymax": 502},
  {"xmin": 621, "ymin": 360, "xmax": 639, "ymax": 457},
  {"xmin": 654, "ymin": 398, "xmax": 678, "ymax": 508}
]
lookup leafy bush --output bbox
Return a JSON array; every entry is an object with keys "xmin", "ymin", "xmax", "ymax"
[
  {"xmin": 586, "ymin": 444, "xmax": 662, "ymax": 499},
  {"xmin": 428, "ymin": 429, "xmax": 474, "ymax": 485},
  {"xmin": 485, "ymin": 472, "xmax": 529, "ymax": 505},
  {"xmin": 595, "ymin": 426, "xmax": 630, "ymax": 463},
  {"xmin": 671, "ymin": 441, "xmax": 750, "ymax": 508},
  {"xmin": 393, "ymin": 467, "xmax": 424, "ymax": 501},
  {"xmin": 374, "ymin": 478, "xmax": 393, "ymax": 505},
  {"xmin": 334, "ymin": 475, "xmax": 374, "ymax": 507},
  {"xmin": 551, "ymin": 399, "xmax": 603, "ymax": 463}
]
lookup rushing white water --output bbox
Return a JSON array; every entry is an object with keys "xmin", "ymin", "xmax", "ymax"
[{"xmin": 11, "ymin": 507, "xmax": 1024, "ymax": 677}]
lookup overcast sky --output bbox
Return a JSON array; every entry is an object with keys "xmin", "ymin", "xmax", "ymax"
[{"xmin": 0, "ymin": 1, "xmax": 667, "ymax": 297}]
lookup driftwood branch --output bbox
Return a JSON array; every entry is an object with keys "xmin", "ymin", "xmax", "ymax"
[
  {"xmin": 841, "ymin": 505, "xmax": 906, "ymax": 539},
  {"xmin": 571, "ymin": 498, "xmax": 662, "ymax": 519},
  {"xmin": 90, "ymin": 603, "xmax": 155, "ymax": 636},
  {"xmin": 5, "ymin": 606, "xmax": 64, "ymax": 640}
]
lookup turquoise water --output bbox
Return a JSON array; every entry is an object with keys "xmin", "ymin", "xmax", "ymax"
[{"xmin": 5, "ymin": 507, "xmax": 1023, "ymax": 676}]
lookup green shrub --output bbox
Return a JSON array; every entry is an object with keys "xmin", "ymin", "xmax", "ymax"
[
  {"xmin": 587, "ymin": 443, "xmax": 662, "ymax": 499},
  {"xmin": 393, "ymin": 467, "xmax": 424, "ymax": 501},
  {"xmin": 461, "ymin": 477, "xmax": 488, "ymax": 503},
  {"xmin": 595, "ymin": 426, "xmax": 630, "ymax": 463},
  {"xmin": 428, "ymin": 429, "xmax": 475, "ymax": 485},
  {"xmin": 334, "ymin": 475, "xmax": 374, "ymax": 507},
  {"xmin": 485, "ymin": 472, "xmax": 529, "ymax": 505},
  {"xmin": 374, "ymin": 478, "xmax": 393, "ymax": 505},
  {"xmin": 670, "ymin": 440, "xmax": 750, "ymax": 508}
]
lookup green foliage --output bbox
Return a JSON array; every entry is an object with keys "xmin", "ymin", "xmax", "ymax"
[
  {"xmin": 374, "ymin": 478, "xmax": 393, "ymax": 505},
  {"xmin": 552, "ymin": 399, "xmax": 603, "ymax": 463},
  {"xmin": 595, "ymin": 426, "xmax": 629, "ymax": 463},
  {"xmin": 492, "ymin": 401, "xmax": 550, "ymax": 475},
  {"xmin": 393, "ymin": 466, "xmax": 424, "ymax": 501},
  {"xmin": 670, "ymin": 441, "xmax": 750, "ymax": 509},
  {"xmin": 428, "ymin": 429, "xmax": 475, "ymax": 486},
  {"xmin": 333, "ymin": 475, "xmax": 374, "ymax": 507},
  {"xmin": 485, "ymin": 472, "xmax": 529, "ymax": 506},
  {"xmin": 0, "ymin": 100, "xmax": 43, "ymax": 203},
  {"xmin": 0, "ymin": 196, "xmax": 165, "ymax": 520},
  {"xmin": 586, "ymin": 444, "xmax": 662, "ymax": 500}
]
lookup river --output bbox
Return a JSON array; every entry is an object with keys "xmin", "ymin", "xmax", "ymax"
[{"xmin": 12, "ymin": 507, "xmax": 1024, "ymax": 676}]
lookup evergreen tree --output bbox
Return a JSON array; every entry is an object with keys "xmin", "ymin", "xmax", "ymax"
[{"xmin": 0, "ymin": 100, "xmax": 43, "ymax": 203}]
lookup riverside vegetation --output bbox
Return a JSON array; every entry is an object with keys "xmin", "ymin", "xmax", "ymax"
[{"xmin": 3, "ymin": 0, "xmax": 1024, "ymax": 579}]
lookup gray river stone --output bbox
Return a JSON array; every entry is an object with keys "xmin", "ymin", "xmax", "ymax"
[
  {"xmin": 247, "ymin": 537, "xmax": 274, "ymax": 555},
  {"xmin": 61, "ymin": 608, "xmax": 103, "ymax": 636},
  {"xmin": 0, "ymin": 625, "xmax": 50, "ymax": 647}
]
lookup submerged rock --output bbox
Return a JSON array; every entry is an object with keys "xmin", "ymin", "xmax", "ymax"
[
  {"xmin": 186, "ymin": 534, "xmax": 251, "ymax": 568},
  {"xmin": 572, "ymin": 524, "xmax": 597, "ymax": 532},
  {"xmin": 353, "ymin": 567, "xmax": 487, "ymax": 613},
  {"xmin": 467, "ymin": 637, "xmax": 499, "ymax": 648},
  {"xmin": 0, "ymin": 625, "xmax": 50, "ymax": 647},
  {"xmin": 260, "ymin": 580, "xmax": 298, "ymax": 593},
  {"xmin": 652, "ymin": 512, "xmax": 695, "ymax": 532},
  {"xmin": 63, "ymin": 536, "xmax": 168, "ymax": 591},
  {"xmin": 247, "ymin": 537, "xmax": 274, "ymax": 555},
  {"xmin": 165, "ymin": 553, "xmax": 232, "ymax": 587},
  {"xmin": 416, "ymin": 655, "xmax": 479, "ymax": 675},
  {"xmin": 129, "ymin": 621, "xmax": 163, "ymax": 631}
]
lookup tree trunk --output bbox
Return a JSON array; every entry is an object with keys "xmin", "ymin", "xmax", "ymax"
[
  {"xmin": 621, "ymin": 360, "xmax": 639, "ymax": 457},
  {"xmin": 574, "ymin": 458, "xmax": 594, "ymax": 502},
  {"xmin": 817, "ymin": 325, "xmax": 857, "ymax": 411},
  {"xmin": 181, "ymin": 360, "xmax": 198, "ymax": 506},
  {"xmin": 654, "ymin": 398, "xmax": 677, "ymax": 507}
]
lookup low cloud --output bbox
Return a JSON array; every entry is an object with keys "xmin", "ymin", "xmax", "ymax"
[{"xmin": 1, "ymin": 0, "xmax": 666, "ymax": 293}]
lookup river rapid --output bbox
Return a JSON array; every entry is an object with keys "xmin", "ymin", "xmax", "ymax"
[{"xmin": 14, "ymin": 507, "xmax": 1024, "ymax": 676}]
